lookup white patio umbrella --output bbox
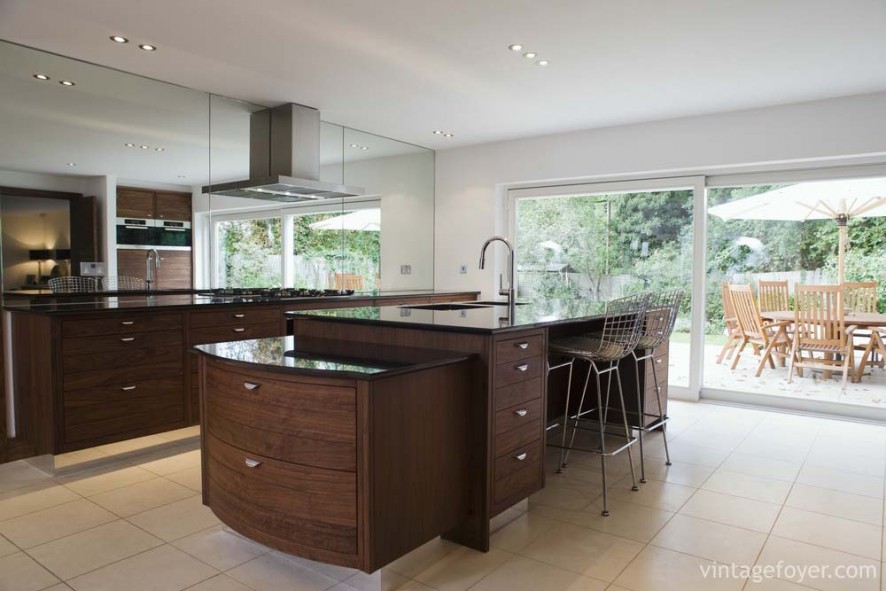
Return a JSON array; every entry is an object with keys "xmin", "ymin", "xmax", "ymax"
[
  {"xmin": 708, "ymin": 178, "xmax": 886, "ymax": 284},
  {"xmin": 308, "ymin": 209, "xmax": 380, "ymax": 232}
]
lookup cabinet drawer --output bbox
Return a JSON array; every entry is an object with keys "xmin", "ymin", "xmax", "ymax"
[
  {"xmin": 205, "ymin": 363, "xmax": 356, "ymax": 471},
  {"xmin": 495, "ymin": 397, "xmax": 543, "ymax": 436},
  {"xmin": 495, "ymin": 377, "xmax": 543, "ymax": 411},
  {"xmin": 63, "ymin": 376, "xmax": 184, "ymax": 443},
  {"xmin": 494, "ymin": 356, "xmax": 543, "ymax": 388},
  {"xmin": 190, "ymin": 321, "xmax": 280, "ymax": 345},
  {"xmin": 62, "ymin": 314, "xmax": 182, "ymax": 338},
  {"xmin": 63, "ymin": 348, "xmax": 182, "ymax": 390},
  {"xmin": 495, "ymin": 333, "xmax": 544, "ymax": 364},
  {"xmin": 63, "ymin": 330, "xmax": 181, "ymax": 354},
  {"xmin": 206, "ymin": 434, "xmax": 357, "ymax": 557},
  {"xmin": 495, "ymin": 420, "xmax": 541, "ymax": 458},
  {"xmin": 190, "ymin": 307, "xmax": 280, "ymax": 328},
  {"xmin": 63, "ymin": 337, "xmax": 182, "ymax": 374},
  {"xmin": 493, "ymin": 439, "xmax": 543, "ymax": 509}
]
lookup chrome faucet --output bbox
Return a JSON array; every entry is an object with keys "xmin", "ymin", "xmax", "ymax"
[
  {"xmin": 479, "ymin": 236, "xmax": 516, "ymax": 312},
  {"xmin": 146, "ymin": 249, "xmax": 161, "ymax": 291}
]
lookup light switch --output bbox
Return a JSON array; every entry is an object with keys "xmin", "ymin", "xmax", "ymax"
[
  {"xmin": 459, "ymin": 264, "xmax": 468, "ymax": 274},
  {"xmin": 400, "ymin": 265, "xmax": 412, "ymax": 275}
]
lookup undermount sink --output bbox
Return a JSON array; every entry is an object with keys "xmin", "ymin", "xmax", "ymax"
[
  {"xmin": 404, "ymin": 303, "xmax": 492, "ymax": 311},
  {"xmin": 473, "ymin": 300, "xmax": 530, "ymax": 306}
]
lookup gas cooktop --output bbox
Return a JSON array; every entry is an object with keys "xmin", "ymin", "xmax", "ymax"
[{"xmin": 197, "ymin": 288, "xmax": 356, "ymax": 303}]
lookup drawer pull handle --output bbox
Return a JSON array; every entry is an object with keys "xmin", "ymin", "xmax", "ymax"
[
  {"xmin": 515, "ymin": 452, "xmax": 528, "ymax": 461},
  {"xmin": 121, "ymin": 385, "xmax": 137, "ymax": 391},
  {"xmin": 120, "ymin": 337, "xmax": 136, "ymax": 342},
  {"xmin": 656, "ymin": 358, "xmax": 663, "ymax": 364},
  {"xmin": 233, "ymin": 313, "xmax": 246, "ymax": 318},
  {"xmin": 515, "ymin": 363, "xmax": 529, "ymax": 372},
  {"xmin": 244, "ymin": 458, "xmax": 262, "ymax": 468},
  {"xmin": 121, "ymin": 321, "xmax": 135, "ymax": 326},
  {"xmin": 232, "ymin": 328, "xmax": 246, "ymax": 333},
  {"xmin": 514, "ymin": 408, "xmax": 528, "ymax": 417},
  {"xmin": 515, "ymin": 342, "xmax": 529, "ymax": 349},
  {"xmin": 243, "ymin": 382, "xmax": 260, "ymax": 391}
]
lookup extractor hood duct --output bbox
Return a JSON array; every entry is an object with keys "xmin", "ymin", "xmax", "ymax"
[{"xmin": 203, "ymin": 103, "xmax": 364, "ymax": 202}]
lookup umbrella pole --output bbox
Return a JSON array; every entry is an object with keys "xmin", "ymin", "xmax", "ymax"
[{"xmin": 836, "ymin": 214, "xmax": 848, "ymax": 285}]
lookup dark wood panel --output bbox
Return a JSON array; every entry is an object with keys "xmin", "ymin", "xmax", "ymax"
[
  {"xmin": 10, "ymin": 314, "xmax": 56, "ymax": 456},
  {"xmin": 205, "ymin": 362, "xmax": 356, "ymax": 470},
  {"xmin": 63, "ymin": 354, "xmax": 182, "ymax": 390},
  {"xmin": 494, "ymin": 355, "xmax": 543, "ymax": 388},
  {"xmin": 156, "ymin": 250, "xmax": 192, "ymax": 290},
  {"xmin": 117, "ymin": 249, "xmax": 148, "ymax": 282},
  {"xmin": 494, "ymin": 377, "xmax": 543, "ymax": 412},
  {"xmin": 69, "ymin": 195, "xmax": 98, "ymax": 273},
  {"xmin": 190, "ymin": 307, "xmax": 280, "ymax": 328},
  {"xmin": 62, "ymin": 342, "xmax": 183, "ymax": 377},
  {"xmin": 62, "ymin": 329, "xmax": 181, "ymax": 354},
  {"xmin": 206, "ymin": 434, "xmax": 358, "ymax": 556},
  {"xmin": 495, "ymin": 397, "xmax": 543, "ymax": 436},
  {"xmin": 494, "ymin": 420, "xmax": 540, "ymax": 458},
  {"xmin": 493, "ymin": 439, "xmax": 543, "ymax": 512},
  {"xmin": 117, "ymin": 187, "xmax": 155, "ymax": 219},
  {"xmin": 494, "ymin": 333, "xmax": 544, "ymax": 364},
  {"xmin": 494, "ymin": 438, "xmax": 542, "ymax": 483},
  {"xmin": 62, "ymin": 313, "xmax": 182, "ymax": 338},
  {"xmin": 190, "ymin": 321, "xmax": 280, "ymax": 345},
  {"xmin": 154, "ymin": 191, "xmax": 191, "ymax": 221}
]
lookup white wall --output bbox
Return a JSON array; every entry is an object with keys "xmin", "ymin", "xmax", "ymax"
[
  {"xmin": 0, "ymin": 197, "xmax": 70, "ymax": 289},
  {"xmin": 435, "ymin": 91, "xmax": 886, "ymax": 298}
]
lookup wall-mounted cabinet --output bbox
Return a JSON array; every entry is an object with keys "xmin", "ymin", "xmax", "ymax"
[{"xmin": 117, "ymin": 187, "xmax": 192, "ymax": 221}]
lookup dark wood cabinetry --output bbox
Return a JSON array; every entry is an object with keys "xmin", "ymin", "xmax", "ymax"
[
  {"xmin": 154, "ymin": 192, "xmax": 192, "ymax": 220},
  {"xmin": 117, "ymin": 249, "xmax": 193, "ymax": 290},
  {"xmin": 117, "ymin": 187, "xmax": 192, "ymax": 221}
]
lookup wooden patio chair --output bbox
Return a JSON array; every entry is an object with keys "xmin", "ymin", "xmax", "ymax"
[
  {"xmin": 788, "ymin": 285, "xmax": 858, "ymax": 389},
  {"xmin": 335, "ymin": 273, "xmax": 365, "ymax": 291},
  {"xmin": 844, "ymin": 281, "xmax": 886, "ymax": 380},
  {"xmin": 758, "ymin": 280, "xmax": 790, "ymax": 313},
  {"xmin": 716, "ymin": 282, "xmax": 743, "ymax": 364},
  {"xmin": 727, "ymin": 284, "xmax": 792, "ymax": 376}
]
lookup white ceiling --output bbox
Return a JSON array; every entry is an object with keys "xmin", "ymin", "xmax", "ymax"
[{"xmin": 1, "ymin": 0, "xmax": 884, "ymax": 151}]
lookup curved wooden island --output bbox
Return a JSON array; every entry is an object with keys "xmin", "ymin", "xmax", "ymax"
[{"xmin": 195, "ymin": 336, "xmax": 475, "ymax": 573}]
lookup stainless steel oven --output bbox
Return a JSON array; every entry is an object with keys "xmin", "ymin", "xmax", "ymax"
[
  {"xmin": 116, "ymin": 217, "xmax": 156, "ymax": 247},
  {"xmin": 154, "ymin": 219, "xmax": 192, "ymax": 250}
]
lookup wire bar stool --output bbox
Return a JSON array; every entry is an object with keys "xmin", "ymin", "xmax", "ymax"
[
  {"xmin": 631, "ymin": 289, "xmax": 684, "ymax": 483},
  {"xmin": 48, "ymin": 276, "xmax": 98, "ymax": 293},
  {"xmin": 548, "ymin": 292, "xmax": 647, "ymax": 516}
]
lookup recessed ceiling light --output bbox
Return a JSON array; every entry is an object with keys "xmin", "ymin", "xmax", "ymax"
[
  {"xmin": 59, "ymin": 80, "xmax": 76, "ymax": 86},
  {"xmin": 349, "ymin": 143, "xmax": 359, "ymax": 148},
  {"xmin": 139, "ymin": 145, "xmax": 149, "ymax": 149},
  {"xmin": 66, "ymin": 162, "xmax": 76, "ymax": 167},
  {"xmin": 177, "ymin": 175, "xmax": 186, "ymax": 179},
  {"xmin": 508, "ymin": 44, "xmax": 523, "ymax": 52},
  {"xmin": 110, "ymin": 35, "xmax": 129, "ymax": 44},
  {"xmin": 155, "ymin": 147, "xmax": 165, "ymax": 152},
  {"xmin": 522, "ymin": 52, "xmax": 537, "ymax": 59},
  {"xmin": 33, "ymin": 74, "xmax": 50, "ymax": 81},
  {"xmin": 360, "ymin": 146, "xmax": 369, "ymax": 150},
  {"xmin": 443, "ymin": 133, "xmax": 454, "ymax": 137},
  {"xmin": 535, "ymin": 59, "xmax": 549, "ymax": 66},
  {"xmin": 138, "ymin": 44, "xmax": 157, "ymax": 52},
  {"xmin": 124, "ymin": 143, "xmax": 135, "ymax": 147},
  {"xmin": 432, "ymin": 130, "xmax": 443, "ymax": 135}
]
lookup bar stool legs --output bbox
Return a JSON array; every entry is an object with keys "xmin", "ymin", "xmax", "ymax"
[{"xmin": 632, "ymin": 348, "xmax": 673, "ymax": 484}]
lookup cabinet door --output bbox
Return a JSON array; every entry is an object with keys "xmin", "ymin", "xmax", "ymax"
[
  {"xmin": 117, "ymin": 249, "xmax": 147, "ymax": 281},
  {"xmin": 156, "ymin": 250, "xmax": 192, "ymax": 289},
  {"xmin": 117, "ymin": 188, "xmax": 155, "ymax": 219},
  {"xmin": 155, "ymin": 191, "xmax": 192, "ymax": 221}
]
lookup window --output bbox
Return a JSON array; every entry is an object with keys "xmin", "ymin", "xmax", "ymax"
[{"xmin": 215, "ymin": 217, "xmax": 282, "ymax": 288}]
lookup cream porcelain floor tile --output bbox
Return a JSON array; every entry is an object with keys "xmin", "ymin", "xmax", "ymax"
[
  {"xmin": 608, "ymin": 476, "xmax": 695, "ymax": 512},
  {"xmin": 640, "ymin": 459, "xmax": 714, "ymax": 488},
  {"xmin": 181, "ymin": 574, "xmax": 251, "ymax": 591},
  {"xmin": 342, "ymin": 569, "xmax": 409, "ymax": 591},
  {"xmin": 772, "ymin": 506, "xmax": 882, "ymax": 560},
  {"xmin": 89, "ymin": 477, "xmax": 196, "ymax": 517},
  {"xmin": 702, "ymin": 469, "xmax": 792, "ymax": 504},
  {"xmin": 0, "ymin": 551, "xmax": 60, "ymax": 591},
  {"xmin": 28, "ymin": 519, "xmax": 163, "ymax": 580},
  {"xmin": 519, "ymin": 522, "xmax": 643, "ymax": 582},
  {"xmin": 786, "ymin": 483, "xmax": 883, "ymax": 526},
  {"xmin": 647, "ymin": 440, "xmax": 731, "ymax": 468},
  {"xmin": 804, "ymin": 448, "xmax": 886, "ymax": 479},
  {"xmin": 469, "ymin": 555, "xmax": 607, "ymax": 591},
  {"xmin": 0, "ymin": 484, "xmax": 80, "ymax": 522},
  {"xmin": 59, "ymin": 465, "xmax": 155, "ymax": 497},
  {"xmin": 227, "ymin": 552, "xmax": 337, "ymax": 591},
  {"xmin": 164, "ymin": 467, "xmax": 203, "ymax": 493},
  {"xmin": 735, "ymin": 438, "xmax": 812, "ymax": 463},
  {"xmin": 532, "ymin": 500, "xmax": 674, "ymax": 543},
  {"xmin": 679, "ymin": 489, "xmax": 782, "ymax": 533},
  {"xmin": 68, "ymin": 544, "xmax": 216, "ymax": 591},
  {"xmin": 756, "ymin": 536, "xmax": 880, "ymax": 591},
  {"xmin": 172, "ymin": 525, "xmax": 269, "ymax": 572},
  {"xmin": 385, "ymin": 537, "xmax": 460, "ymax": 578},
  {"xmin": 490, "ymin": 512, "xmax": 559, "ymax": 553},
  {"xmin": 0, "ymin": 533, "xmax": 16, "ymax": 558},
  {"xmin": 43, "ymin": 585, "xmax": 74, "ymax": 591},
  {"xmin": 127, "ymin": 496, "xmax": 219, "ymax": 541},
  {"xmin": 614, "ymin": 545, "xmax": 744, "ymax": 591},
  {"xmin": 719, "ymin": 452, "xmax": 803, "ymax": 482},
  {"xmin": 283, "ymin": 553, "xmax": 358, "ymax": 582},
  {"xmin": 796, "ymin": 465, "xmax": 884, "ymax": 498},
  {"xmin": 155, "ymin": 426, "xmax": 201, "ymax": 443},
  {"xmin": 650, "ymin": 513, "xmax": 767, "ymax": 565},
  {"xmin": 527, "ymin": 482, "xmax": 595, "ymax": 512},
  {"xmin": 137, "ymin": 450, "xmax": 202, "ymax": 476},
  {"xmin": 545, "ymin": 466, "xmax": 604, "ymax": 493},
  {"xmin": 489, "ymin": 504, "xmax": 525, "ymax": 533},
  {"xmin": 744, "ymin": 578, "xmax": 820, "ymax": 590},
  {"xmin": 93, "ymin": 434, "xmax": 170, "ymax": 456},
  {"xmin": 0, "ymin": 499, "xmax": 116, "ymax": 548},
  {"xmin": 51, "ymin": 448, "xmax": 109, "ymax": 471},
  {"xmin": 671, "ymin": 427, "xmax": 747, "ymax": 451},
  {"xmin": 0, "ymin": 461, "xmax": 54, "ymax": 494},
  {"xmin": 413, "ymin": 546, "xmax": 512, "ymax": 591}
]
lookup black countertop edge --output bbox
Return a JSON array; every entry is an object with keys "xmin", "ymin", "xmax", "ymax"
[
  {"xmin": 4, "ymin": 289, "xmax": 202, "ymax": 298},
  {"xmin": 2, "ymin": 291, "xmax": 481, "ymax": 316},
  {"xmin": 193, "ymin": 338, "xmax": 474, "ymax": 381},
  {"xmin": 289, "ymin": 311, "xmax": 502, "ymax": 334}
]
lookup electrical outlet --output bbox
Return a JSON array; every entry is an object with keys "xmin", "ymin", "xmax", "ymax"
[
  {"xmin": 400, "ymin": 265, "xmax": 412, "ymax": 275},
  {"xmin": 459, "ymin": 264, "xmax": 467, "ymax": 274},
  {"xmin": 400, "ymin": 308, "xmax": 412, "ymax": 317}
]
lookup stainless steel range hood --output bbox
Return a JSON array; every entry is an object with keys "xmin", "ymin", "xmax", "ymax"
[{"xmin": 203, "ymin": 103, "xmax": 364, "ymax": 202}]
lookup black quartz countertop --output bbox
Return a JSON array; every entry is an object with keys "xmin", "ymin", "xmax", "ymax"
[
  {"xmin": 288, "ymin": 299, "xmax": 609, "ymax": 333},
  {"xmin": 2, "ymin": 290, "xmax": 479, "ymax": 316},
  {"xmin": 194, "ymin": 335, "xmax": 472, "ymax": 380}
]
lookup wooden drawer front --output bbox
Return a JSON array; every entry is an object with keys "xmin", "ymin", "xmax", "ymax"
[
  {"xmin": 64, "ymin": 376, "xmax": 184, "ymax": 443},
  {"xmin": 495, "ymin": 334, "xmax": 544, "ymax": 364},
  {"xmin": 63, "ymin": 336, "xmax": 182, "ymax": 375},
  {"xmin": 495, "ymin": 397, "xmax": 543, "ymax": 436},
  {"xmin": 495, "ymin": 355, "xmax": 543, "ymax": 388},
  {"xmin": 63, "ymin": 348, "xmax": 182, "ymax": 390},
  {"xmin": 206, "ymin": 364, "xmax": 356, "ymax": 471},
  {"xmin": 206, "ymin": 434, "xmax": 357, "ymax": 557},
  {"xmin": 63, "ymin": 329, "xmax": 181, "ymax": 354},
  {"xmin": 62, "ymin": 314, "xmax": 182, "ymax": 338},
  {"xmin": 190, "ymin": 307, "xmax": 280, "ymax": 329},
  {"xmin": 495, "ymin": 420, "xmax": 540, "ymax": 458},
  {"xmin": 495, "ymin": 377, "xmax": 543, "ymax": 411},
  {"xmin": 494, "ymin": 439, "xmax": 543, "ymax": 509},
  {"xmin": 190, "ymin": 322, "xmax": 280, "ymax": 345}
]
